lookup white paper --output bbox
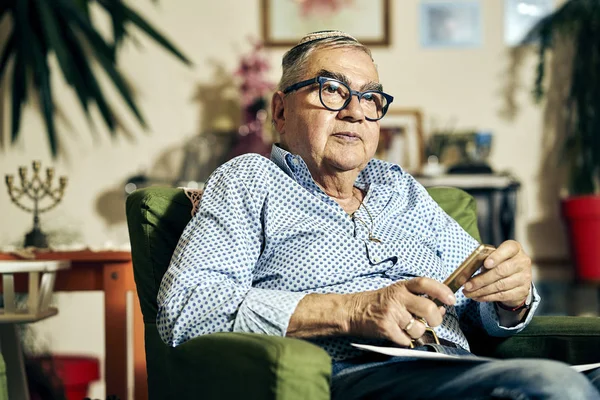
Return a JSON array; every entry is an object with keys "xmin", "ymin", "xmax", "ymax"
[
  {"xmin": 351, "ymin": 344, "xmax": 494, "ymax": 363},
  {"xmin": 571, "ymin": 363, "xmax": 600, "ymax": 373},
  {"xmin": 351, "ymin": 343, "xmax": 599, "ymax": 371}
]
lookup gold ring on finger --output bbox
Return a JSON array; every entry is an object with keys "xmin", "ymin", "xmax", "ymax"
[{"xmin": 404, "ymin": 317, "xmax": 415, "ymax": 331}]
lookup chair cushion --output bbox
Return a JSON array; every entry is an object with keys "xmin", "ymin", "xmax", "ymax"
[
  {"xmin": 470, "ymin": 315, "xmax": 600, "ymax": 364},
  {"xmin": 126, "ymin": 188, "xmax": 193, "ymax": 322},
  {"xmin": 168, "ymin": 331, "xmax": 331, "ymax": 400},
  {"xmin": 427, "ymin": 186, "xmax": 481, "ymax": 242}
]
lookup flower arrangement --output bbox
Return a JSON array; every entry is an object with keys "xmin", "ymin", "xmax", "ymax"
[{"xmin": 228, "ymin": 40, "xmax": 275, "ymax": 158}]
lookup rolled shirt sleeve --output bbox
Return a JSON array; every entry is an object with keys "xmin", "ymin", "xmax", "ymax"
[
  {"xmin": 233, "ymin": 288, "xmax": 307, "ymax": 335},
  {"xmin": 479, "ymin": 284, "xmax": 541, "ymax": 337}
]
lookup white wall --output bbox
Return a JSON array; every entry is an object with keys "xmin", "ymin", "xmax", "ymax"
[{"xmin": 0, "ymin": 1, "xmax": 570, "ymax": 398}]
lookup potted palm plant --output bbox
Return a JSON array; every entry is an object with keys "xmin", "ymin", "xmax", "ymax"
[
  {"xmin": 0, "ymin": 0, "xmax": 191, "ymax": 157},
  {"xmin": 522, "ymin": 0, "xmax": 600, "ymax": 280}
]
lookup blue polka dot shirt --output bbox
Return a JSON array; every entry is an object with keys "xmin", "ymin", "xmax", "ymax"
[{"xmin": 157, "ymin": 144, "xmax": 540, "ymax": 361}]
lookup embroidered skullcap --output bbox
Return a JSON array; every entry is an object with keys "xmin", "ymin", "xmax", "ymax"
[
  {"xmin": 298, "ymin": 30, "xmax": 358, "ymax": 44},
  {"xmin": 292, "ymin": 30, "xmax": 359, "ymax": 49}
]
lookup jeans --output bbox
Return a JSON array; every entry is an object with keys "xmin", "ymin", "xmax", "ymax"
[{"xmin": 331, "ymin": 345, "xmax": 600, "ymax": 400}]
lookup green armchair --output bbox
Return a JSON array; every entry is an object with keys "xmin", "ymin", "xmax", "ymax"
[{"xmin": 126, "ymin": 186, "xmax": 600, "ymax": 400}]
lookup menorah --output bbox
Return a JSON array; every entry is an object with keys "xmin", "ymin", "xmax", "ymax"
[{"xmin": 5, "ymin": 161, "xmax": 68, "ymax": 248}]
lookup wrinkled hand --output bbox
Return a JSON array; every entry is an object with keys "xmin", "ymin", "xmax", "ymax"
[
  {"xmin": 462, "ymin": 240, "xmax": 532, "ymax": 308},
  {"xmin": 346, "ymin": 278, "xmax": 456, "ymax": 347}
]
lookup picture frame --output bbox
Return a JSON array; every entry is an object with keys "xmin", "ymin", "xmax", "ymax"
[
  {"xmin": 420, "ymin": 1, "xmax": 482, "ymax": 48},
  {"xmin": 261, "ymin": 0, "xmax": 390, "ymax": 47},
  {"xmin": 377, "ymin": 108, "xmax": 425, "ymax": 174},
  {"xmin": 504, "ymin": 0, "xmax": 554, "ymax": 46}
]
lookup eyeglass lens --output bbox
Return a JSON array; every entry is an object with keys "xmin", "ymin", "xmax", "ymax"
[{"xmin": 320, "ymin": 80, "xmax": 388, "ymax": 120}]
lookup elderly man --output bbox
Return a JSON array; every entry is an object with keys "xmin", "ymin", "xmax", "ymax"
[{"xmin": 157, "ymin": 31, "xmax": 600, "ymax": 399}]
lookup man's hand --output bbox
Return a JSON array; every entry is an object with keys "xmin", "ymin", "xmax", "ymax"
[
  {"xmin": 462, "ymin": 240, "xmax": 532, "ymax": 309},
  {"xmin": 344, "ymin": 277, "xmax": 456, "ymax": 347}
]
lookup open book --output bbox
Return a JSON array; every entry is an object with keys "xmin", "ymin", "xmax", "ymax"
[{"xmin": 351, "ymin": 343, "xmax": 600, "ymax": 373}]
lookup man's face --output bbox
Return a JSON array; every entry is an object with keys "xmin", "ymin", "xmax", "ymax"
[{"xmin": 276, "ymin": 47, "xmax": 381, "ymax": 176}]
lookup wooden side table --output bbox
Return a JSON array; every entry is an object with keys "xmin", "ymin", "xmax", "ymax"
[
  {"xmin": 0, "ymin": 260, "xmax": 70, "ymax": 400},
  {"xmin": 0, "ymin": 251, "xmax": 146, "ymax": 400}
]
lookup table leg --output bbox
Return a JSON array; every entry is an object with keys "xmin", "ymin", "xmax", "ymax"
[
  {"xmin": 0, "ymin": 324, "xmax": 30, "ymax": 400},
  {"xmin": 133, "ymin": 292, "xmax": 147, "ymax": 400},
  {"xmin": 103, "ymin": 263, "xmax": 130, "ymax": 400}
]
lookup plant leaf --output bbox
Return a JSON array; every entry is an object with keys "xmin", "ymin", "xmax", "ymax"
[
  {"xmin": 108, "ymin": 0, "xmax": 127, "ymax": 48},
  {"xmin": 10, "ymin": 50, "xmax": 25, "ymax": 144},
  {"xmin": 71, "ymin": 0, "xmax": 90, "ymax": 17},
  {"xmin": 55, "ymin": 0, "xmax": 116, "ymax": 62},
  {"xmin": 0, "ymin": 30, "xmax": 15, "ymax": 81},
  {"xmin": 119, "ymin": 1, "xmax": 192, "ymax": 65},
  {"xmin": 61, "ymin": 23, "xmax": 117, "ymax": 132},
  {"xmin": 29, "ymin": 28, "xmax": 58, "ymax": 156},
  {"xmin": 87, "ymin": 42, "xmax": 148, "ymax": 128},
  {"xmin": 35, "ymin": 0, "xmax": 73, "ymax": 80},
  {"xmin": 36, "ymin": 0, "xmax": 93, "ymax": 117},
  {"xmin": 11, "ymin": 0, "xmax": 32, "ymax": 144}
]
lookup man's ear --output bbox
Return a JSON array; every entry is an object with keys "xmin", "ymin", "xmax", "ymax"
[{"xmin": 271, "ymin": 91, "xmax": 286, "ymax": 134}]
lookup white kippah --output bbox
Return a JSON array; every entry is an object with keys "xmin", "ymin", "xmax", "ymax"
[{"xmin": 296, "ymin": 30, "xmax": 358, "ymax": 46}]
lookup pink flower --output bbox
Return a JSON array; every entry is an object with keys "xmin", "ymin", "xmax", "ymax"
[
  {"xmin": 296, "ymin": 0, "xmax": 354, "ymax": 17},
  {"xmin": 235, "ymin": 40, "xmax": 275, "ymax": 108}
]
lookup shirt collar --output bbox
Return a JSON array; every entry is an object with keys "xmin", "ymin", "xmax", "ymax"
[{"xmin": 270, "ymin": 144, "xmax": 405, "ymax": 192}]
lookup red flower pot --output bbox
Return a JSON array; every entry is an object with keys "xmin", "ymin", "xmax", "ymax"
[
  {"xmin": 32, "ymin": 355, "xmax": 100, "ymax": 400},
  {"xmin": 562, "ymin": 195, "xmax": 600, "ymax": 281}
]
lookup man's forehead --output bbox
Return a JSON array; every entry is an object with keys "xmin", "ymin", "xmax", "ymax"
[{"xmin": 304, "ymin": 47, "xmax": 379, "ymax": 82}]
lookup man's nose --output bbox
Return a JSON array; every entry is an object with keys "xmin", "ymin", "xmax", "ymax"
[{"xmin": 338, "ymin": 93, "xmax": 365, "ymax": 121}]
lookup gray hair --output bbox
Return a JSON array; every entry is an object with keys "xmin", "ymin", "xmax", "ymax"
[{"xmin": 277, "ymin": 31, "xmax": 373, "ymax": 92}]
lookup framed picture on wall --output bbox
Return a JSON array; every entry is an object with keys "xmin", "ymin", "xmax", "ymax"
[
  {"xmin": 377, "ymin": 108, "xmax": 425, "ymax": 174},
  {"xmin": 420, "ymin": 1, "xmax": 482, "ymax": 48},
  {"xmin": 504, "ymin": 0, "xmax": 554, "ymax": 46},
  {"xmin": 261, "ymin": 0, "xmax": 390, "ymax": 47}
]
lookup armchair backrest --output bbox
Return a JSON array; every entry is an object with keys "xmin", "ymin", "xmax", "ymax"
[{"xmin": 125, "ymin": 185, "xmax": 481, "ymax": 324}]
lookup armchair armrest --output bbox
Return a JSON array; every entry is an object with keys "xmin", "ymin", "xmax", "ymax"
[
  {"xmin": 168, "ymin": 332, "xmax": 331, "ymax": 400},
  {"xmin": 470, "ymin": 316, "xmax": 600, "ymax": 365}
]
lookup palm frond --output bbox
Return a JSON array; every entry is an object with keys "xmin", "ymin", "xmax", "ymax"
[
  {"xmin": 0, "ymin": 0, "xmax": 191, "ymax": 157},
  {"xmin": 0, "ymin": 31, "xmax": 15, "ymax": 79},
  {"xmin": 118, "ymin": 2, "xmax": 192, "ymax": 65},
  {"xmin": 30, "ymin": 24, "xmax": 58, "ymax": 156}
]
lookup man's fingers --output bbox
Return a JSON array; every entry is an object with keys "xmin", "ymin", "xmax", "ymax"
[
  {"xmin": 404, "ymin": 277, "xmax": 456, "ymax": 306},
  {"xmin": 401, "ymin": 315, "xmax": 427, "ymax": 339},
  {"xmin": 385, "ymin": 322, "xmax": 414, "ymax": 347},
  {"xmin": 404, "ymin": 295, "xmax": 446, "ymax": 327},
  {"xmin": 465, "ymin": 255, "xmax": 527, "ymax": 292},
  {"xmin": 464, "ymin": 273, "xmax": 524, "ymax": 299},
  {"xmin": 471, "ymin": 286, "xmax": 528, "ymax": 305},
  {"xmin": 481, "ymin": 240, "xmax": 521, "ymax": 270}
]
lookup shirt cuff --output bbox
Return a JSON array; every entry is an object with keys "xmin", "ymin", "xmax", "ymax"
[
  {"xmin": 479, "ymin": 283, "xmax": 541, "ymax": 337},
  {"xmin": 233, "ymin": 287, "xmax": 308, "ymax": 336}
]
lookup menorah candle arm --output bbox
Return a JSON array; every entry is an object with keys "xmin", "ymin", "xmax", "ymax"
[
  {"xmin": 47, "ymin": 189, "xmax": 63, "ymax": 202},
  {"xmin": 5, "ymin": 175, "xmax": 24, "ymax": 199},
  {"xmin": 9, "ymin": 190, "xmax": 25, "ymax": 201},
  {"xmin": 18, "ymin": 167, "xmax": 27, "ymax": 185}
]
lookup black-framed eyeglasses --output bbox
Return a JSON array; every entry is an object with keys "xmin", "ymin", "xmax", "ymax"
[{"xmin": 283, "ymin": 76, "xmax": 394, "ymax": 121}]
